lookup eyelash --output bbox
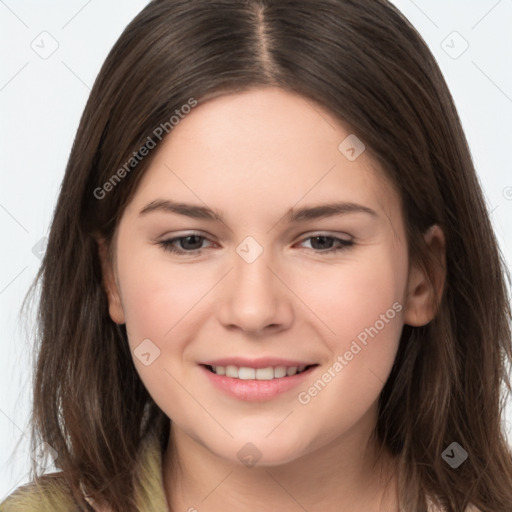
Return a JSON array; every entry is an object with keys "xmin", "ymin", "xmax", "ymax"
[{"xmin": 157, "ymin": 232, "xmax": 354, "ymax": 255}]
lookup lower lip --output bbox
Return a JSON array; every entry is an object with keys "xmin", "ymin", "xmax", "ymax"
[{"xmin": 201, "ymin": 365, "xmax": 316, "ymax": 401}]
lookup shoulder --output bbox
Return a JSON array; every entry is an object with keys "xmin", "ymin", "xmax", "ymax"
[
  {"xmin": 1, "ymin": 425, "xmax": 166, "ymax": 512},
  {"xmin": 0, "ymin": 473, "xmax": 79, "ymax": 512}
]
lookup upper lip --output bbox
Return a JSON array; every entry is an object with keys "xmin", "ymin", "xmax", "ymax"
[{"xmin": 201, "ymin": 358, "xmax": 317, "ymax": 369}]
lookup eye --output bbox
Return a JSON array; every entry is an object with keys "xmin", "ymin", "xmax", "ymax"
[
  {"xmin": 157, "ymin": 233, "xmax": 354, "ymax": 256},
  {"xmin": 298, "ymin": 234, "xmax": 354, "ymax": 253},
  {"xmin": 158, "ymin": 233, "xmax": 213, "ymax": 255}
]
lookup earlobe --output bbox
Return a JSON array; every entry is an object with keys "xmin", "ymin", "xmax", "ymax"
[
  {"xmin": 96, "ymin": 237, "xmax": 126, "ymax": 325},
  {"xmin": 403, "ymin": 224, "xmax": 446, "ymax": 327}
]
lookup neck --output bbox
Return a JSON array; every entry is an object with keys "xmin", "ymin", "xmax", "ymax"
[{"xmin": 162, "ymin": 412, "xmax": 399, "ymax": 512}]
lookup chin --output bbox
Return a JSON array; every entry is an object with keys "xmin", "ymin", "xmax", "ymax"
[{"xmin": 221, "ymin": 434, "xmax": 312, "ymax": 468}]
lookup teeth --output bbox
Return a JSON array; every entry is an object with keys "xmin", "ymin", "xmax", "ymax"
[
  {"xmin": 238, "ymin": 367, "xmax": 255, "ymax": 380},
  {"xmin": 226, "ymin": 365, "xmax": 238, "ymax": 378},
  {"xmin": 210, "ymin": 365, "xmax": 309, "ymax": 379},
  {"xmin": 256, "ymin": 367, "xmax": 274, "ymax": 380},
  {"xmin": 286, "ymin": 366, "xmax": 298, "ymax": 376},
  {"xmin": 274, "ymin": 366, "xmax": 287, "ymax": 378}
]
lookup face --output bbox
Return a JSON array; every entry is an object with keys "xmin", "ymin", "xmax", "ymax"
[{"xmin": 101, "ymin": 87, "xmax": 439, "ymax": 467}]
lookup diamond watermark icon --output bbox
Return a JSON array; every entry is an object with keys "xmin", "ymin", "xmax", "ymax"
[
  {"xmin": 133, "ymin": 338, "xmax": 161, "ymax": 366},
  {"xmin": 236, "ymin": 236, "xmax": 263, "ymax": 264},
  {"xmin": 237, "ymin": 442, "xmax": 262, "ymax": 468},
  {"xmin": 338, "ymin": 134, "xmax": 366, "ymax": 161},
  {"xmin": 31, "ymin": 442, "xmax": 58, "ymax": 468},
  {"xmin": 441, "ymin": 441, "xmax": 468, "ymax": 468},
  {"xmin": 31, "ymin": 237, "xmax": 48, "ymax": 260},
  {"xmin": 31, "ymin": 31, "xmax": 59, "ymax": 60},
  {"xmin": 441, "ymin": 31, "xmax": 469, "ymax": 60}
]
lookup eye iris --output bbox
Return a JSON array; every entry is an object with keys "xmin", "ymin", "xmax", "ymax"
[
  {"xmin": 311, "ymin": 236, "xmax": 334, "ymax": 250},
  {"xmin": 180, "ymin": 235, "xmax": 203, "ymax": 251}
]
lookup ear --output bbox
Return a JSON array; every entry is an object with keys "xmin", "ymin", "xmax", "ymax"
[
  {"xmin": 96, "ymin": 237, "xmax": 126, "ymax": 325},
  {"xmin": 403, "ymin": 224, "xmax": 446, "ymax": 327}
]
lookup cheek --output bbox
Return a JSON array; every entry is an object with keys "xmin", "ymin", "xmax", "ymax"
[
  {"xmin": 117, "ymin": 248, "xmax": 209, "ymax": 345},
  {"xmin": 115, "ymin": 250, "xmax": 216, "ymax": 415},
  {"xmin": 292, "ymin": 246, "xmax": 407, "ymax": 351},
  {"xmin": 291, "ymin": 246, "xmax": 406, "ymax": 413}
]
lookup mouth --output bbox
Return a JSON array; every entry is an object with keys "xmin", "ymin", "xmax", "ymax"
[
  {"xmin": 200, "ymin": 360, "xmax": 319, "ymax": 401},
  {"xmin": 203, "ymin": 364, "xmax": 317, "ymax": 380}
]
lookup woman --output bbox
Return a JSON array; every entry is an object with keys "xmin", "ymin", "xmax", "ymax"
[{"xmin": 2, "ymin": 0, "xmax": 511, "ymax": 510}]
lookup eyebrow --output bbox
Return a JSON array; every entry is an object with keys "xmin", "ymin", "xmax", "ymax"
[{"xmin": 138, "ymin": 199, "xmax": 377, "ymax": 223}]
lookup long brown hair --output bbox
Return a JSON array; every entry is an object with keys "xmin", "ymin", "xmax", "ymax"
[{"xmin": 15, "ymin": 0, "xmax": 512, "ymax": 510}]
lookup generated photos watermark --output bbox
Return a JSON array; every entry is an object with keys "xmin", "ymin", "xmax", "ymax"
[
  {"xmin": 297, "ymin": 301, "xmax": 403, "ymax": 405},
  {"xmin": 94, "ymin": 98, "xmax": 198, "ymax": 200}
]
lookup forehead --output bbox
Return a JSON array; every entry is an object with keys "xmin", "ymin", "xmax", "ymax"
[{"xmin": 126, "ymin": 87, "xmax": 400, "ymax": 226}]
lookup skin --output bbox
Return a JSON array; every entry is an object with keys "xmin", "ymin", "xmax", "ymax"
[{"xmin": 99, "ymin": 87, "xmax": 445, "ymax": 511}]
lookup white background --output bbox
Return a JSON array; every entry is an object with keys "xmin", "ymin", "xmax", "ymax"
[{"xmin": 1, "ymin": 0, "xmax": 511, "ymax": 500}]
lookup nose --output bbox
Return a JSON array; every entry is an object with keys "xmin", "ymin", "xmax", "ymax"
[{"xmin": 216, "ymin": 249, "xmax": 294, "ymax": 335}]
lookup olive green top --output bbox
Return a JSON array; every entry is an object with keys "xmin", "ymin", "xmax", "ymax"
[{"xmin": 0, "ymin": 427, "xmax": 169, "ymax": 512}]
